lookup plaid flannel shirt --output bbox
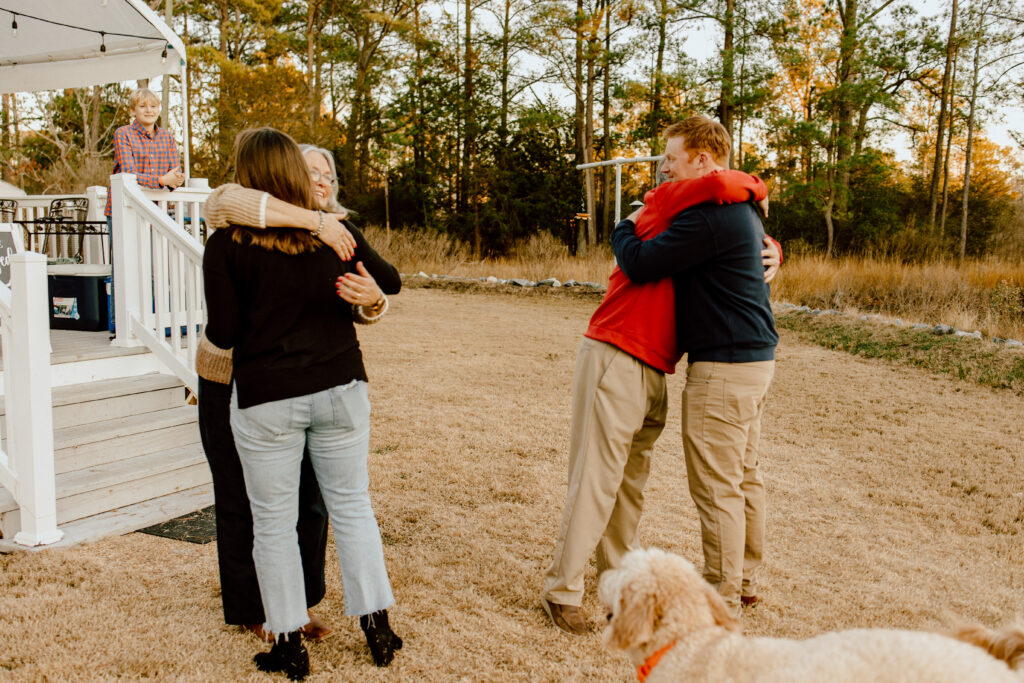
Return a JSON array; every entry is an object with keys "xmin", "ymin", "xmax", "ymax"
[{"xmin": 105, "ymin": 120, "xmax": 179, "ymax": 216}]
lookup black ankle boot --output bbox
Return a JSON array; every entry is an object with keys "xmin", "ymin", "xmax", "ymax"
[
  {"xmin": 359, "ymin": 610, "xmax": 403, "ymax": 667},
  {"xmin": 254, "ymin": 630, "xmax": 309, "ymax": 681}
]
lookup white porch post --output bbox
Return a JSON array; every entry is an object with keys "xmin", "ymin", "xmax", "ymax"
[
  {"xmin": 181, "ymin": 65, "xmax": 190, "ymax": 179},
  {"xmin": 614, "ymin": 161, "xmax": 623, "ymax": 225},
  {"xmin": 8, "ymin": 253, "xmax": 62, "ymax": 547},
  {"xmin": 110, "ymin": 174, "xmax": 143, "ymax": 348}
]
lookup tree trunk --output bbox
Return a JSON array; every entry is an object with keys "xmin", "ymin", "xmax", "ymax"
[
  {"xmin": 412, "ymin": 0, "xmax": 428, "ymax": 225},
  {"xmin": 824, "ymin": 197, "xmax": 836, "ymax": 258},
  {"xmin": 463, "ymin": 0, "xmax": 479, "ymax": 255},
  {"xmin": 650, "ymin": 0, "xmax": 667, "ymax": 157},
  {"xmin": 834, "ymin": 0, "xmax": 858, "ymax": 217},
  {"xmin": 854, "ymin": 100, "xmax": 870, "ymax": 157},
  {"xmin": 824, "ymin": 118, "xmax": 838, "ymax": 257},
  {"xmin": 574, "ymin": 0, "xmax": 587, "ymax": 256},
  {"xmin": 959, "ymin": 42, "xmax": 980, "ymax": 261},
  {"xmin": 499, "ymin": 0, "xmax": 511, "ymax": 142},
  {"xmin": 804, "ymin": 84, "xmax": 814, "ymax": 184},
  {"xmin": 10, "ymin": 95, "xmax": 19, "ymax": 186},
  {"xmin": 939, "ymin": 45, "xmax": 959, "ymax": 237},
  {"xmin": 718, "ymin": 0, "xmax": 735, "ymax": 165},
  {"xmin": 600, "ymin": 0, "xmax": 612, "ymax": 239},
  {"xmin": 306, "ymin": 1, "xmax": 323, "ymax": 137},
  {"xmin": 736, "ymin": 25, "xmax": 746, "ymax": 169},
  {"xmin": 217, "ymin": 1, "xmax": 231, "ymax": 167},
  {"xmin": 929, "ymin": 0, "xmax": 958, "ymax": 231},
  {"xmin": 1, "ymin": 94, "xmax": 9, "ymax": 182},
  {"xmin": 584, "ymin": 10, "xmax": 597, "ymax": 248}
]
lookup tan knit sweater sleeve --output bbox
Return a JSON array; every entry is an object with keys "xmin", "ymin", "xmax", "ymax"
[
  {"xmin": 196, "ymin": 334, "xmax": 233, "ymax": 385},
  {"xmin": 203, "ymin": 183, "xmax": 268, "ymax": 230}
]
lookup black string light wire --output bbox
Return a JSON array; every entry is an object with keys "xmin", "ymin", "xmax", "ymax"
[{"xmin": 1, "ymin": 5, "xmax": 169, "ymax": 57}]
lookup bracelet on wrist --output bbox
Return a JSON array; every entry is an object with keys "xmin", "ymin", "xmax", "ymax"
[{"xmin": 312, "ymin": 210, "xmax": 325, "ymax": 239}]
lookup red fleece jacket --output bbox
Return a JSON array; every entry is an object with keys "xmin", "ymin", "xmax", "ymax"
[{"xmin": 585, "ymin": 170, "xmax": 773, "ymax": 373}]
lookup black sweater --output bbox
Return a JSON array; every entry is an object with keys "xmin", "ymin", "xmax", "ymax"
[
  {"xmin": 611, "ymin": 201, "xmax": 777, "ymax": 363},
  {"xmin": 203, "ymin": 222, "xmax": 401, "ymax": 408}
]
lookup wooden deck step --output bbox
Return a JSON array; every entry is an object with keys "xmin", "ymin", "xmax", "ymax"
[
  {"xmin": 0, "ymin": 329, "xmax": 150, "ymax": 371},
  {"xmin": 0, "ymin": 484, "xmax": 214, "ymax": 552},
  {"xmin": 0, "ymin": 442, "xmax": 210, "ymax": 532},
  {"xmin": 1, "ymin": 373, "xmax": 188, "ymax": 429},
  {"xmin": 52, "ymin": 405, "xmax": 199, "ymax": 474}
]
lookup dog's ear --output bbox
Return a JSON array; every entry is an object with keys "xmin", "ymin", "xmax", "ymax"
[
  {"xmin": 612, "ymin": 578, "xmax": 659, "ymax": 649},
  {"xmin": 702, "ymin": 583, "xmax": 741, "ymax": 633}
]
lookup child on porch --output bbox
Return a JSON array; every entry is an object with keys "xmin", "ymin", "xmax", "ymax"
[{"xmin": 104, "ymin": 88, "xmax": 185, "ymax": 327}]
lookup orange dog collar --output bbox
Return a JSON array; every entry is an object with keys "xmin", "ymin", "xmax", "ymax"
[{"xmin": 637, "ymin": 642, "xmax": 675, "ymax": 682}]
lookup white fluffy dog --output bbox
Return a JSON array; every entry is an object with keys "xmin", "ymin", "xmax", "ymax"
[{"xmin": 598, "ymin": 547, "xmax": 1024, "ymax": 683}]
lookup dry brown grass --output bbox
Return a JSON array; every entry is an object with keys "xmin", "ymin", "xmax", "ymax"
[
  {"xmin": 364, "ymin": 227, "xmax": 1024, "ymax": 340},
  {"xmin": 769, "ymin": 253, "xmax": 1024, "ymax": 341},
  {"xmin": 362, "ymin": 226, "xmax": 617, "ymax": 284},
  {"xmin": 2, "ymin": 287, "xmax": 1023, "ymax": 681}
]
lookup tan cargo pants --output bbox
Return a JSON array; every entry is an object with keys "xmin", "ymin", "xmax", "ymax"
[
  {"xmin": 682, "ymin": 359, "xmax": 775, "ymax": 616},
  {"xmin": 542, "ymin": 338, "xmax": 668, "ymax": 606}
]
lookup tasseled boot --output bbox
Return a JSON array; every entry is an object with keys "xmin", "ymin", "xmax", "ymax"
[
  {"xmin": 359, "ymin": 609, "xmax": 403, "ymax": 667},
  {"xmin": 253, "ymin": 630, "xmax": 309, "ymax": 681}
]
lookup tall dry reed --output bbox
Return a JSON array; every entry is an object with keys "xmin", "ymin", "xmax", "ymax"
[
  {"xmin": 362, "ymin": 226, "xmax": 616, "ymax": 284},
  {"xmin": 361, "ymin": 226, "xmax": 1024, "ymax": 340},
  {"xmin": 771, "ymin": 254, "xmax": 1024, "ymax": 340}
]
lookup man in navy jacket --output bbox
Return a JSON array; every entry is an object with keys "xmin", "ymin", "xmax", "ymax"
[{"xmin": 611, "ymin": 115, "xmax": 778, "ymax": 617}]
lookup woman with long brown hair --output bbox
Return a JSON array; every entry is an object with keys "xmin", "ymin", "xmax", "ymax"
[{"xmin": 203, "ymin": 127, "xmax": 402, "ymax": 679}]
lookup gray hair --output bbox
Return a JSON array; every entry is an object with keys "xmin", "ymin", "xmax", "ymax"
[{"xmin": 298, "ymin": 144, "xmax": 344, "ymax": 213}]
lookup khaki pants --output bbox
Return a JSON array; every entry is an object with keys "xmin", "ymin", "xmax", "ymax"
[
  {"xmin": 542, "ymin": 338, "xmax": 668, "ymax": 606},
  {"xmin": 682, "ymin": 360, "xmax": 774, "ymax": 616}
]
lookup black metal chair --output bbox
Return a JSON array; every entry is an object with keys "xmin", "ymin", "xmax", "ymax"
[
  {"xmin": 0, "ymin": 198, "xmax": 16, "ymax": 222},
  {"xmin": 48, "ymin": 197, "xmax": 89, "ymax": 222},
  {"xmin": 46, "ymin": 198, "xmax": 96, "ymax": 263}
]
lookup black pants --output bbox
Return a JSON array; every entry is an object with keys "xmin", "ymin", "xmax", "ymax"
[{"xmin": 198, "ymin": 377, "xmax": 329, "ymax": 625}]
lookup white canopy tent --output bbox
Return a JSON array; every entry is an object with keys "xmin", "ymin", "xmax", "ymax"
[{"xmin": 0, "ymin": 0, "xmax": 190, "ymax": 172}]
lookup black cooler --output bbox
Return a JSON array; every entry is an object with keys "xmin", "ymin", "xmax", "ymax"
[{"xmin": 47, "ymin": 264, "xmax": 112, "ymax": 332}]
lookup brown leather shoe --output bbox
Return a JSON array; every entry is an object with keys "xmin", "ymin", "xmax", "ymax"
[
  {"xmin": 542, "ymin": 599, "xmax": 588, "ymax": 635},
  {"xmin": 244, "ymin": 623, "xmax": 274, "ymax": 643},
  {"xmin": 300, "ymin": 611, "xmax": 334, "ymax": 641},
  {"xmin": 741, "ymin": 595, "xmax": 760, "ymax": 608}
]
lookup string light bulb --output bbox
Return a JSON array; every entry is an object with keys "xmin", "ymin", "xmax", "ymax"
[
  {"xmin": 11, "ymin": 13, "xmax": 17, "ymax": 37},
  {"xmin": 161, "ymin": 45, "xmax": 168, "ymax": 64},
  {"xmin": 100, "ymin": 31, "xmax": 106, "ymax": 54}
]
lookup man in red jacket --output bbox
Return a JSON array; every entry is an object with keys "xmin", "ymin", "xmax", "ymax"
[{"xmin": 540, "ymin": 150, "xmax": 781, "ymax": 634}]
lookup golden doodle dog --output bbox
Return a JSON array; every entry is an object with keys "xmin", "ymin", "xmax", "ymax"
[{"xmin": 598, "ymin": 548, "xmax": 1024, "ymax": 682}]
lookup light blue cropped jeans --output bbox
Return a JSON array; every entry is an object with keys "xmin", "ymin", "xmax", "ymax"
[{"xmin": 230, "ymin": 379, "xmax": 395, "ymax": 637}]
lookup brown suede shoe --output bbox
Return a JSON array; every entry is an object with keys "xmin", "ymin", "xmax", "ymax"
[
  {"xmin": 244, "ymin": 623, "xmax": 274, "ymax": 643},
  {"xmin": 300, "ymin": 611, "xmax": 334, "ymax": 641},
  {"xmin": 542, "ymin": 599, "xmax": 588, "ymax": 635},
  {"xmin": 741, "ymin": 595, "xmax": 760, "ymax": 608}
]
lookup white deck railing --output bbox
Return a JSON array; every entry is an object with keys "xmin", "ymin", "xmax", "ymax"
[
  {"xmin": 0, "ymin": 179, "xmax": 210, "ymax": 546},
  {"xmin": 0, "ymin": 252, "xmax": 62, "ymax": 547},
  {"xmin": 109, "ymin": 174, "xmax": 210, "ymax": 394},
  {"xmin": 2, "ymin": 190, "xmax": 109, "ymax": 264}
]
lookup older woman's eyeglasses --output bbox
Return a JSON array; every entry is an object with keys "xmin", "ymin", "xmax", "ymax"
[{"xmin": 309, "ymin": 169, "xmax": 335, "ymax": 184}]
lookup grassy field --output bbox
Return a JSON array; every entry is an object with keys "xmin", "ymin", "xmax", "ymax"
[
  {"xmin": 775, "ymin": 310, "xmax": 1024, "ymax": 395},
  {"xmin": 362, "ymin": 227, "xmax": 1024, "ymax": 341},
  {"xmin": 1, "ymin": 286, "xmax": 1022, "ymax": 681}
]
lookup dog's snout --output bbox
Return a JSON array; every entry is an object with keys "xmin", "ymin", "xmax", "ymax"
[{"xmin": 606, "ymin": 612, "xmax": 613, "ymax": 623}]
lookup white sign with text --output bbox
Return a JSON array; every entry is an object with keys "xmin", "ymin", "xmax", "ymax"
[{"xmin": 0, "ymin": 223, "xmax": 25, "ymax": 287}]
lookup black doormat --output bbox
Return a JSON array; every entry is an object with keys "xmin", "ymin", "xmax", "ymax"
[{"xmin": 137, "ymin": 506, "xmax": 217, "ymax": 544}]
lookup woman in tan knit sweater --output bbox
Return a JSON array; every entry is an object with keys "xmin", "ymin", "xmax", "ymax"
[{"xmin": 196, "ymin": 147, "xmax": 389, "ymax": 646}]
